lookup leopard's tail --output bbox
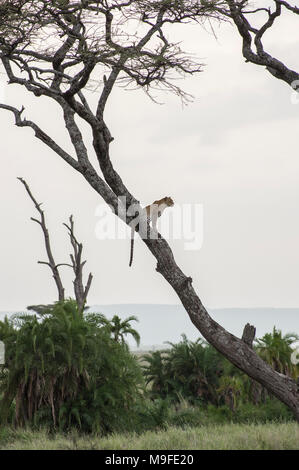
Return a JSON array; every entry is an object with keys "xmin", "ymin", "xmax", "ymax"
[{"xmin": 129, "ymin": 226, "xmax": 135, "ymax": 267}]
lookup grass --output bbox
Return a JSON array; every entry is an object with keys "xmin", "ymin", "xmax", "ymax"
[{"xmin": 0, "ymin": 422, "xmax": 298, "ymax": 450}]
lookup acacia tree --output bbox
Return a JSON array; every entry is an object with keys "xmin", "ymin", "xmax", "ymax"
[
  {"xmin": 217, "ymin": 1, "xmax": 299, "ymax": 89},
  {"xmin": 0, "ymin": 0, "xmax": 298, "ymax": 419}
]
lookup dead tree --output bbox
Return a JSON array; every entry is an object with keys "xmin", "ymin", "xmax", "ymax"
[
  {"xmin": 1, "ymin": 1, "xmax": 298, "ymax": 420},
  {"xmin": 216, "ymin": 1, "xmax": 299, "ymax": 89},
  {"xmin": 18, "ymin": 177, "xmax": 65, "ymax": 302},
  {"xmin": 18, "ymin": 177, "xmax": 92, "ymax": 311},
  {"xmin": 63, "ymin": 215, "xmax": 93, "ymax": 312}
]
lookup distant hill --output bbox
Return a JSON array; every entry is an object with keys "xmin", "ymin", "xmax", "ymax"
[
  {"xmin": 1, "ymin": 305, "xmax": 298, "ymax": 351},
  {"xmin": 86, "ymin": 304, "xmax": 299, "ymax": 350}
]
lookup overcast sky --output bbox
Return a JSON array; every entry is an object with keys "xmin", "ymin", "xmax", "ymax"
[{"xmin": 0, "ymin": 9, "xmax": 299, "ymax": 312}]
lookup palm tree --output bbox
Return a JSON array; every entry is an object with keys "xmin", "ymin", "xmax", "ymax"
[
  {"xmin": 0, "ymin": 301, "xmax": 144, "ymax": 430},
  {"xmin": 217, "ymin": 375, "xmax": 244, "ymax": 412},
  {"xmin": 164, "ymin": 335, "xmax": 219, "ymax": 404},
  {"xmin": 99, "ymin": 315, "xmax": 140, "ymax": 347},
  {"xmin": 142, "ymin": 350, "xmax": 170, "ymax": 398},
  {"xmin": 255, "ymin": 327, "xmax": 299, "ymax": 378}
]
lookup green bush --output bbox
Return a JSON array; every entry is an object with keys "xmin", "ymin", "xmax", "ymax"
[
  {"xmin": 203, "ymin": 400, "xmax": 294, "ymax": 425},
  {"xmin": 142, "ymin": 336, "xmax": 227, "ymax": 404},
  {"xmin": 1, "ymin": 311, "xmax": 296, "ymax": 435},
  {"xmin": 167, "ymin": 405, "xmax": 203, "ymax": 428},
  {"xmin": 166, "ymin": 400, "xmax": 295, "ymax": 428},
  {"xmin": 232, "ymin": 399, "xmax": 293, "ymax": 424},
  {"xmin": 0, "ymin": 300, "xmax": 144, "ymax": 433}
]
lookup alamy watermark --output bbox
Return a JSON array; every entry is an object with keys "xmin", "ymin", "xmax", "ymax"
[
  {"xmin": 95, "ymin": 198, "xmax": 204, "ymax": 251},
  {"xmin": 291, "ymin": 346, "xmax": 299, "ymax": 366}
]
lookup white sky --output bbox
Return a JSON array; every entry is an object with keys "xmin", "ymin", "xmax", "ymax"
[{"xmin": 0, "ymin": 9, "xmax": 299, "ymax": 311}]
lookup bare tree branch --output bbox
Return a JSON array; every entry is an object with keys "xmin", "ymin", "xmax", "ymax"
[
  {"xmin": 276, "ymin": 1, "xmax": 299, "ymax": 15},
  {"xmin": 242, "ymin": 323, "xmax": 256, "ymax": 348},
  {"xmin": 0, "ymin": 102, "xmax": 120, "ymax": 211},
  {"xmin": 0, "ymin": 104, "xmax": 79, "ymax": 169},
  {"xmin": 217, "ymin": 1, "xmax": 299, "ymax": 87},
  {"xmin": 18, "ymin": 176, "xmax": 65, "ymax": 302},
  {"xmin": 63, "ymin": 215, "xmax": 93, "ymax": 312},
  {"xmin": 19, "ymin": 178, "xmax": 93, "ymax": 310}
]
